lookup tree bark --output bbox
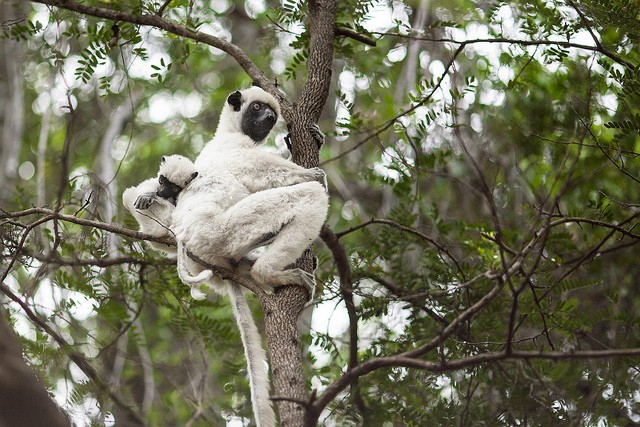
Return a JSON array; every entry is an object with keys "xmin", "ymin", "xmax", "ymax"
[
  {"xmin": 0, "ymin": 310, "xmax": 71, "ymax": 427},
  {"xmin": 259, "ymin": 1, "xmax": 337, "ymax": 426},
  {"xmin": 0, "ymin": 1, "xmax": 26, "ymax": 204},
  {"xmin": 262, "ymin": 287, "xmax": 310, "ymax": 427}
]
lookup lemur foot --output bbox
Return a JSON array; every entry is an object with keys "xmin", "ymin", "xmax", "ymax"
[
  {"xmin": 308, "ymin": 123, "xmax": 325, "ymax": 150},
  {"xmin": 190, "ymin": 284, "xmax": 209, "ymax": 300},
  {"xmin": 292, "ymin": 268, "xmax": 316, "ymax": 301},
  {"xmin": 284, "ymin": 124, "xmax": 325, "ymax": 152},
  {"xmin": 310, "ymin": 167, "xmax": 328, "ymax": 190},
  {"xmin": 250, "ymin": 267, "xmax": 316, "ymax": 302}
]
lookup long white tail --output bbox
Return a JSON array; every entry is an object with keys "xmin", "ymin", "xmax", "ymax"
[{"xmin": 227, "ymin": 282, "xmax": 275, "ymax": 427}]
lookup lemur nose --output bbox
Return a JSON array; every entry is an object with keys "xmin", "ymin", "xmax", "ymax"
[{"xmin": 264, "ymin": 110, "xmax": 276, "ymax": 123}]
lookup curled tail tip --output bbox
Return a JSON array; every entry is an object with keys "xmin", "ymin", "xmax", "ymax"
[{"xmin": 190, "ymin": 286, "xmax": 207, "ymax": 300}]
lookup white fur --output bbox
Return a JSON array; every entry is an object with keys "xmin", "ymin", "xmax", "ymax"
[
  {"xmin": 171, "ymin": 88, "xmax": 328, "ymax": 427},
  {"xmin": 122, "ymin": 155, "xmax": 198, "ymax": 254},
  {"xmin": 212, "ymin": 86, "xmax": 281, "ymax": 139},
  {"xmin": 159, "ymin": 155, "xmax": 198, "ymax": 189},
  {"xmin": 174, "ymin": 87, "xmax": 328, "ymax": 292},
  {"xmin": 125, "ymin": 88, "xmax": 329, "ymax": 427},
  {"xmin": 227, "ymin": 283, "xmax": 273, "ymax": 427}
]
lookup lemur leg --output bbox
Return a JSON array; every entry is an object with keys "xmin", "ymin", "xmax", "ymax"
[{"xmin": 218, "ymin": 182, "xmax": 328, "ymax": 296}]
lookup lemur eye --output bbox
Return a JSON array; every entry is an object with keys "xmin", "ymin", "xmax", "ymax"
[{"xmin": 252, "ymin": 103, "xmax": 261, "ymax": 111}]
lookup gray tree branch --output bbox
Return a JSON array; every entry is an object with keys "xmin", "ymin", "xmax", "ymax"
[
  {"xmin": 28, "ymin": 0, "xmax": 290, "ymax": 109},
  {"xmin": 310, "ymin": 346, "xmax": 640, "ymax": 418}
]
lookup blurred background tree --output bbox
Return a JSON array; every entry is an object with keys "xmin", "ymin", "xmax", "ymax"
[{"xmin": 1, "ymin": 0, "xmax": 639, "ymax": 425}]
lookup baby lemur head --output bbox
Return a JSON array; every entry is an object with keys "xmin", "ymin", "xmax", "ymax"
[{"xmin": 156, "ymin": 155, "xmax": 198, "ymax": 205}]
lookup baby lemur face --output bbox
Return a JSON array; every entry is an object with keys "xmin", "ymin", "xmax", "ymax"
[{"xmin": 156, "ymin": 155, "xmax": 198, "ymax": 205}]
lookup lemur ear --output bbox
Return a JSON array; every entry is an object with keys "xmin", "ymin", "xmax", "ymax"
[
  {"xmin": 227, "ymin": 91, "xmax": 243, "ymax": 112},
  {"xmin": 191, "ymin": 171, "xmax": 198, "ymax": 179},
  {"xmin": 161, "ymin": 156, "xmax": 166, "ymax": 163}
]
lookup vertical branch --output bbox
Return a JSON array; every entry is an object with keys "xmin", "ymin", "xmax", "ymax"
[
  {"xmin": 96, "ymin": 96, "xmax": 146, "ymax": 423},
  {"xmin": 54, "ymin": 100, "xmax": 76, "ymax": 210},
  {"xmin": 504, "ymin": 282, "xmax": 525, "ymax": 354},
  {"xmin": 36, "ymin": 108, "xmax": 52, "ymax": 208},
  {"xmin": 133, "ymin": 318, "xmax": 156, "ymax": 417},
  {"xmin": 262, "ymin": 2, "xmax": 338, "ymax": 427},
  {"xmin": 320, "ymin": 226, "xmax": 367, "ymax": 421},
  {"xmin": 262, "ymin": 289, "xmax": 309, "ymax": 427},
  {"xmin": 95, "ymin": 95, "xmax": 140, "ymax": 253},
  {"xmin": 36, "ymin": 105, "xmax": 53, "ymax": 253},
  {"xmin": 297, "ymin": 0, "xmax": 338, "ymax": 123},
  {"xmin": 0, "ymin": 0, "xmax": 26, "ymax": 204},
  {"xmin": 286, "ymin": 0, "xmax": 338, "ymax": 167},
  {"xmin": 107, "ymin": 333, "xmax": 129, "ymax": 395}
]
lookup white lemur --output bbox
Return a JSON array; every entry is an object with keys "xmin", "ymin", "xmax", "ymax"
[
  {"xmin": 124, "ymin": 87, "xmax": 328, "ymax": 427},
  {"xmin": 123, "ymin": 151, "xmax": 279, "ymax": 427},
  {"xmin": 122, "ymin": 155, "xmax": 198, "ymax": 254},
  {"xmin": 173, "ymin": 87, "xmax": 328, "ymax": 292},
  {"xmin": 122, "ymin": 155, "xmax": 217, "ymax": 299},
  {"xmin": 170, "ymin": 87, "xmax": 328, "ymax": 427}
]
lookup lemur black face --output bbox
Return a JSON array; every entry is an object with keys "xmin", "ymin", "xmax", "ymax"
[
  {"xmin": 241, "ymin": 101, "xmax": 277, "ymax": 142},
  {"xmin": 156, "ymin": 175, "xmax": 183, "ymax": 205}
]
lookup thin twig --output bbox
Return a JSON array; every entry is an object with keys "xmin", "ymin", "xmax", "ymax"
[
  {"xmin": 322, "ymin": 43, "xmax": 466, "ymax": 165},
  {"xmin": 335, "ymin": 26, "xmax": 376, "ymax": 47},
  {"xmin": 377, "ymin": 32, "xmax": 635, "ymax": 69},
  {"xmin": 567, "ymin": 1, "xmax": 631, "ymax": 68},
  {"xmin": 322, "ymin": 30, "xmax": 636, "ymax": 165},
  {"xmin": 335, "ymin": 217, "xmax": 464, "ymax": 278},
  {"xmin": 319, "ymin": 225, "xmax": 367, "ymax": 418},
  {"xmin": 156, "ymin": 0, "xmax": 172, "ymax": 16}
]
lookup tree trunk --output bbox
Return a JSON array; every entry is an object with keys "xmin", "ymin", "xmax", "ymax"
[
  {"xmin": 0, "ymin": 310, "xmax": 71, "ymax": 427},
  {"xmin": 0, "ymin": 1, "xmax": 26, "ymax": 204},
  {"xmin": 261, "ymin": 1, "xmax": 337, "ymax": 425},
  {"xmin": 94, "ymin": 97, "xmax": 149, "ymax": 426},
  {"xmin": 263, "ymin": 285, "xmax": 310, "ymax": 427}
]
